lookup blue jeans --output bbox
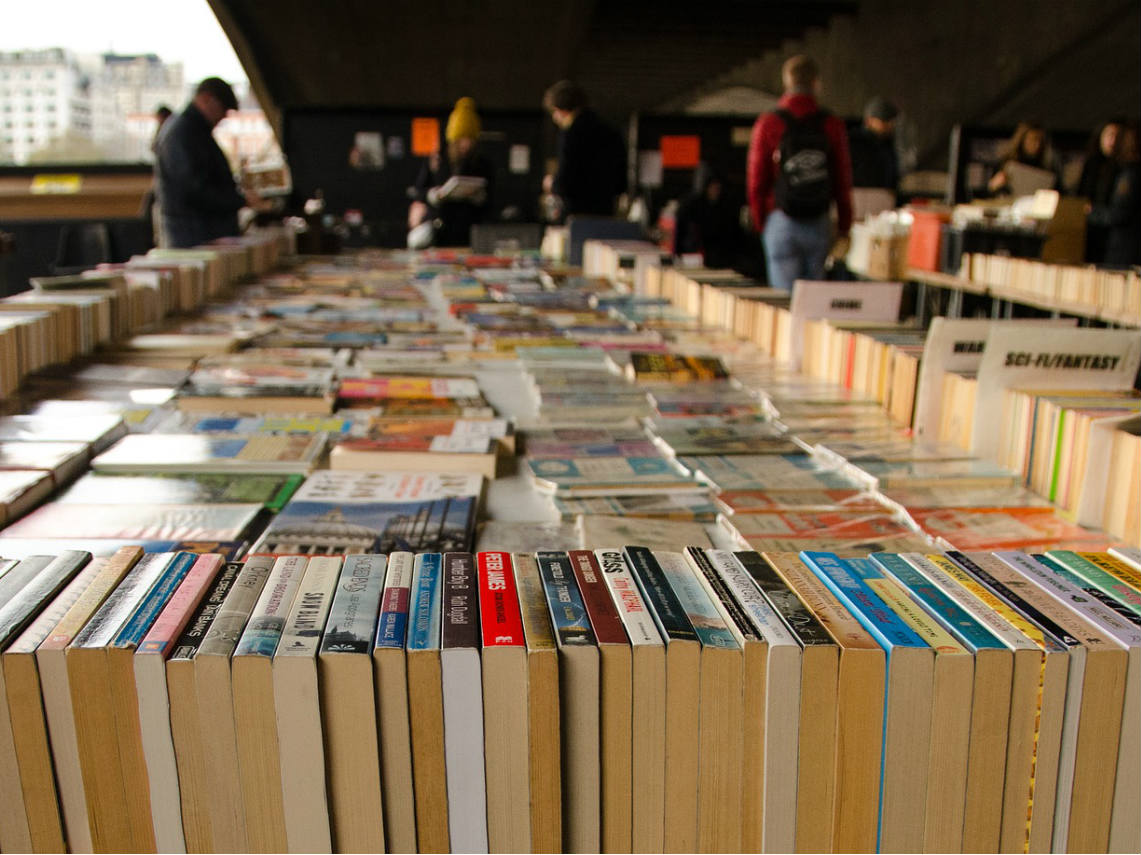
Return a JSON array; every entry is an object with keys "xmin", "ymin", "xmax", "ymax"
[{"xmin": 762, "ymin": 209, "xmax": 832, "ymax": 291}]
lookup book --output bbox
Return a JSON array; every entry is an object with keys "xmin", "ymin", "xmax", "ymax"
[
  {"xmin": 569, "ymin": 550, "xmax": 632, "ymax": 853},
  {"xmin": 682, "ymin": 452, "xmax": 857, "ymax": 492},
  {"xmin": 133, "ymin": 553, "xmax": 224, "ymax": 853},
  {"xmin": 855, "ymin": 555, "xmax": 974, "ymax": 853},
  {"xmin": 337, "ymin": 375, "xmax": 483, "ymax": 403},
  {"xmin": 330, "ymin": 432, "xmax": 500, "ymax": 478},
  {"xmin": 0, "ymin": 550, "xmax": 92, "ymax": 853},
  {"xmin": 992, "ymin": 550, "xmax": 1138, "ymax": 854},
  {"xmin": 944, "ymin": 551, "xmax": 1073, "ymax": 853},
  {"xmin": 1, "ymin": 501, "xmax": 262, "ymax": 542},
  {"xmin": 735, "ymin": 550, "xmax": 840, "ymax": 852},
  {"xmin": 231, "ymin": 554, "xmax": 309, "ymax": 854},
  {"xmin": 318, "ymin": 554, "xmax": 387, "ymax": 854},
  {"xmin": 626, "ymin": 351, "xmax": 731, "ymax": 383},
  {"xmin": 576, "ymin": 514, "xmax": 712, "ymax": 552},
  {"xmin": 66, "ymin": 551, "xmax": 196, "ymax": 852},
  {"xmin": 714, "ymin": 487, "xmax": 882, "ymax": 514},
  {"xmin": 510, "ymin": 552, "xmax": 562, "ymax": 852},
  {"xmin": 163, "ymin": 560, "xmax": 247, "ymax": 852},
  {"xmin": 760, "ymin": 551, "xmax": 886, "ymax": 853},
  {"xmin": 0, "ymin": 440, "xmax": 89, "ymax": 487},
  {"xmin": 57, "ymin": 471, "xmax": 303, "ymax": 512},
  {"xmin": 177, "ymin": 363, "xmax": 336, "ymax": 415},
  {"xmin": 870, "ymin": 551, "xmax": 1013, "ymax": 853},
  {"xmin": 371, "ymin": 551, "xmax": 417, "ymax": 854},
  {"xmin": 553, "ymin": 491, "xmax": 719, "ymax": 522},
  {"xmin": 536, "ymin": 550, "xmax": 600, "ymax": 853},
  {"xmin": 153, "ymin": 412, "xmax": 355, "ymax": 435},
  {"xmin": 476, "ymin": 551, "xmax": 531, "ymax": 853},
  {"xmin": 33, "ymin": 546, "xmax": 142, "ymax": 853},
  {"xmin": 670, "ymin": 548, "xmax": 748, "ymax": 854},
  {"xmin": 0, "ymin": 553, "xmax": 103, "ymax": 852},
  {"xmin": 91, "ymin": 432, "xmax": 326, "ymax": 475},
  {"xmin": 252, "ymin": 471, "xmax": 483, "ymax": 556},
  {"xmin": 274, "ymin": 554, "xmax": 342, "ymax": 853},
  {"xmin": 405, "ymin": 552, "xmax": 449, "ymax": 853},
  {"xmin": 799, "ymin": 550, "xmax": 933, "ymax": 854},
  {"xmin": 0, "ymin": 413, "xmax": 127, "ymax": 454},
  {"xmin": 474, "ymin": 520, "xmax": 581, "ymax": 553},
  {"xmin": 0, "ymin": 470, "xmax": 53, "ymax": 526},
  {"xmin": 440, "ymin": 553, "xmax": 488, "ymax": 853},
  {"xmin": 528, "ymin": 455, "xmax": 698, "ymax": 497},
  {"xmin": 622, "ymin": 545, "xmax": 699, "ymax": 853},
  {"xmin": 595, "ymin": 548, "xmax": 666, "ymax": 852}
]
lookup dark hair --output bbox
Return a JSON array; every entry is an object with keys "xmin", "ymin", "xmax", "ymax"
[
  {"xmin": 195, "ymin": 77, "xmax": 238, "ymax": 111},
  {"xmin": 543, "ymin": 80, "xmax": 588, "ymax": 113},
  {"xmin": 782, "ymin": 55, "xmax": 819, "ymax": 91},
  {"xmin": 155, "ymin": 105, "xmax": 172, "ymax": 121},
  {"xmin": 1001, "ymin": 121, "xmax": 1049, "ymax": 166}
]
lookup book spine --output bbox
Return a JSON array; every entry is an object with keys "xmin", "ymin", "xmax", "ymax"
[
  {"xmin": 72, "ymin": 553, "xmax": 176, "ymax": 649},
  {"xmin": 621, "ymin": 546, "xmax": 696, "ymax": 642},
  {"xmin": 1042, "ymin": 552, "xmax": 1141, "ymax": 617},
  {"xmin": 870, "ymin": 552, "xmax": 1003, "ymax": 651},
  {"xmin": 907, "ymin": 553, "xmax": 1048, "ymax": 650},
  {"xmin": 656, "ymin": 551, "xmax": 739, "ymax": 649},
  {"xmin": 535, "ymin": 551, "xmax": 597, "ymax": 647},
  {"xmin": 196, "ymin": 556, "xmax": 276, "ymax": 657},
  {"xmin": 0, "ymin": 551, "xmax": 91, "ymax": 648},
  {"xmin": 510, "ymin": 553, "xmax": 557, "ymax": 651},
  {"xmin": 594, "ymin": 549, "xmax": 663, "ymax": 646},
  {"xmin": 569, "ymin": 550, "xmax": 628, "ymax": 645},
  {"xmin": 476, "ymin": 552, "xmax": 524, "ymax": 647},
  {"xmin": 1077, "ymin": 551, "xmax": 1141, "ymax": 596},
  {"xmin": 441, "ymin": 553, "xmax": 479, "ymax": 650},
  {"xmin": 993, "ymin": 551, "xmax": 1141, "ymax": 646},
  {"xmin": 683, "ymin": 547, "xmax": 758, "ymax": 642},
  {"xmin": 374, "ymin": 552, "xmax": 414, "ymax": 650},
  {"xmin": 113, "ymin": 552, "xmax": 200, "ymax": 647},
  {"xmin": 944, "ymin": 552, "xmax": 1078, "ymax": 648},
  {"xmin": 233, "ymin": 555, "xmax": 309, "ymax": 658},
  {"xmin": 137, "ymin": 554, "xmax": 224, "ymax": 654},
  {"xmin": 6, "ymin": 558, "xmax": 105, "ymax": 654},
  {"xmin": 798, "ymin": 551, "xmax": 927, "ymax": 650},
  {"xmin": 406, "ymin": 553, "xmax": 443, "ymax": 651},
  {"xmin": 41, "ymin": 547, "xmax": 143, "ymax": 650},
  {"xmin": 319, "ymin": 555, "xmax": 387, "ymax": 655},
  {"xmin": 0, "ymin": 556, "xmax": 57, "ymax": 612},
  {"xmin": 276, "ymin": 556, "xmax": 343, "ymax": 657},
  {"xmin": 705, "ymin": 551, "xmax": 798, "ymax": 646},
  {"xmin": 854, "ymin": 564, "xmax": 966, "ymax": 654},
  {"xmin": 168, "ymin": 561, "xmax": 246, "ymax": 660},
  {"xmin": 733, "ymin": 551, "xmax": 835, "ymax": 647}
]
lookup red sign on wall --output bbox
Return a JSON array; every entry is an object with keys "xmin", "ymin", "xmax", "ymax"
[{"xmin": 660, "ymin": 135, "xmax": 701, "ymax": 168}]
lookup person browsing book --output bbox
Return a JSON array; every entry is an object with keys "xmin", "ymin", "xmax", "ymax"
[
  {"xmin": 746, "ymin": 55, "xmax": 853, "ymax": 291},
  {"xmin": 154, "ymin": 77, "xmax": 268, "ymax": 249},
  {"xmin": 408, "ymin": 97, "xmax": 495, "ymax": 248},
  {"xmin": 542, "ymin": 80, "xmax": 627, "ymax": 220}
]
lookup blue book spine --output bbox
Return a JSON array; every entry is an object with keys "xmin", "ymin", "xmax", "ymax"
[
  {"xmin": 870, "ymin": 552, "xmax": 1005, "ymax": 652},
  {"xmin": 536, "ymin": 551, "xmax": 597, "ymax": 647},
  {"xmin": 113, "ymin": 552, "xmax": 198, "ymax": 647},
  {"xmin": 799, "ymin": 551, "xmax": 927, "ymax": 650},
  {"xmin": 406, "ymin": 553, "xmax": 442, "ymax": 651}
]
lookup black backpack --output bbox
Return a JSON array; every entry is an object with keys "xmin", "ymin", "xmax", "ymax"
[{"xmin": 773, "ymin": 109, "xmax": 833, "ymax": 219}]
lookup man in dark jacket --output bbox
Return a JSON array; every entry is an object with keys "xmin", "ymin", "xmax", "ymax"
[
  {"xmin": 155, "ymin": 77, "xmax": 264, "ymax": 248},
  {"xmin": 543, "ymin": 81, "xmax": 627, "ymax": 219}
]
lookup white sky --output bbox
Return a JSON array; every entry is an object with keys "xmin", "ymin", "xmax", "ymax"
[{"xmin": 0, "ymin": 0, "xmax": 246, "ymax": 85}]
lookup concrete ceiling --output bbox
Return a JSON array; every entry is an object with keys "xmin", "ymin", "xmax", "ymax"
[{"xmin": 208, "ymin": 0, "xmax": 856, "ymax": 132}]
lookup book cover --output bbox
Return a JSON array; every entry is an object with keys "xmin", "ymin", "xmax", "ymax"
[
  {"xmin": 1, "ymin": 501, "xmax": 262, "ymax": 541},
  {"xmin": 57, "ymin": 471, "xmax": 302, "ymax": 511},
  {"xmin": 554, "ymin": 492, "xmax": 719, "ymax": 522},
  {"xmin": 253, "ymin": 471, "xmax": 483, "ymax": 556},
  {"xmin": 576, "ymin": 514, "xmax": 712, "ymax": 551},
  {"xmin": 91, "ymin": 433, "xmax": 326, "ymax": 475},
  {"xmin": 338, "ymin": 375, "xmax": 482, "ymax": 401},
  {"xmin": 528, "ymin": 455, "xmax": 697, "ymax": 496}
]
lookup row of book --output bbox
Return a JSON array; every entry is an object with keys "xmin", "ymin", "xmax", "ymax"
[
  {"xmin": 961, "ymin": 252, "xmax": 1141, "ymax": 322},
  {"xmin": 0, "ymin": 540, "xmax": 1138, "ymax": 854}
]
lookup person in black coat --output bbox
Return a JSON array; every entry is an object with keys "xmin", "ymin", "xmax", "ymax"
[
  {"xmin": 409, "ymin": 97, "xmax": 494, "ymax": 248},
  {"xmin": 154, "ymin": 78, "xmax": 264, "ymax": 248},
  {"xmin": 1077, "ymin": 118, "xmax": 1124, "ymax": 263},
  {"xmin": 1089, "ymin": 121, "xmax": 1141, "ymax": 267},
  {"xmin": 673, "ymin": 162, "xmax": 742, "ymax": 269},
  {"xmin": 848, "ymin": 96, "xmax": 901, "ymax": 198},
  {"xmin": 542, "ymin": 81, "xmax": 627, "ymax": 220}
]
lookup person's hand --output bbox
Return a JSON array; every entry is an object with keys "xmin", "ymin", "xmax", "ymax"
[
  {"xmin": 426, "ymin": 186, "xmax": 442, "ymax": 207},
  {"xmin": 542, "ymin": 173, "xmax": 554, "ymax": 194},
  {"xmin": 830, "ymin": 234, "xmax": 851, "ymax": 261},
  {"xmin": 408, "ymin": 200, "xmax": 429, "ymax": 229},
  {"xmin": 988, "ymin": 170, "xmax": 1008, "ymax": 192}
]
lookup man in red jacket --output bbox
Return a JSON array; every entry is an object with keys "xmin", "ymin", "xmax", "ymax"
[{"xmin": 747, "ymin": 55, "xmax": 853, "ymax": 291}]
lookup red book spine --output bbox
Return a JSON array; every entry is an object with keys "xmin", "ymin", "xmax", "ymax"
[
  {"xmin": 476, "ymin": 552, "xmax": 525, "ymax": 647},
  {"xmin": 568, "ymin": 550, "xmax": 628, "ymax": 645}
]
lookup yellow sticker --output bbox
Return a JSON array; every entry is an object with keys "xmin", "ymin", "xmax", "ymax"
[{"xmin": 30, "ymin": 174, "xmax": 82, "ymax": 194}]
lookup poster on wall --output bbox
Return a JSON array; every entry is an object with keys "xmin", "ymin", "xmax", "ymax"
[{"xmin": 411, "ymin": 118, "xmax": 440, "ymax": 156}]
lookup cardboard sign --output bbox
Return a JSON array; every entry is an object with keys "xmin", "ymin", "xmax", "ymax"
[
  {"xmin": 912, "ymin": 317, "xmax": 1077, "ymax": 441},
  {"xmin": 410, "ymin": 117, "xmax": 440, "ymax": 156},
  {"xmin": 970, "ymin": 326, "xmax": 1141, "ymax": 459},
  {"xmin": 660, "ymin": 135, "xmax": 701, "ymax": 169},
  {"xmin": 788, "ymin": 280, "xmax": 903, "ymax": 369}
]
